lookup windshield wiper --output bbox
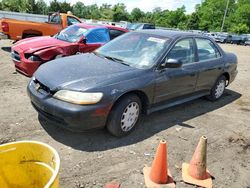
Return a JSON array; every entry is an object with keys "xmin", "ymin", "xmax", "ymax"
[{"xmin": 103, "ymin": 55, "xmax": 130, "ymax": 66}]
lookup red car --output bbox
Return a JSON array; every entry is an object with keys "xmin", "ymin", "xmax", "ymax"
[{"xmin": 11, "ymin": 23, "xmax": 128, "ymax": 77}]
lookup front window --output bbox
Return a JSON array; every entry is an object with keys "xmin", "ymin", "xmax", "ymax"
[
  {"xmin": 55, "ymin": 25, "xmax": 88, "ymax": 43},
  {"xmin": 167, "ymin": 38, "xmax": 195, "ymax": 64},
  {"xmin": 95, "ymin": 32, "xmax": 170, "ymax": 69},
  {"xmin": 85, "ymin": 28, "xmax": 110, "ymax": 43}
]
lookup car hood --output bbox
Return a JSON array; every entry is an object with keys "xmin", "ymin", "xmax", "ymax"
[
  {"xmin": 34, "ymin": 53, "xmax": 140, "ymax": 91},
  {"xmin": 13, "ymin": 36, "xmax": 69, "ymax": 53}
]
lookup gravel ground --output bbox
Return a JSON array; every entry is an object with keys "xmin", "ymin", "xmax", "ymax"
[{"xmin": 0, "ymin": 40, "xmax": 249, "ymax": 188}]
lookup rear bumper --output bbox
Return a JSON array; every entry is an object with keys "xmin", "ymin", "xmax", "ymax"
[
  {"xmin": 229, "ymin": 69, "xmax": 238, "ymax": 84},
  {"xmin": 0, "ymin": 32, "xmax": 8, "ymax": 39}
]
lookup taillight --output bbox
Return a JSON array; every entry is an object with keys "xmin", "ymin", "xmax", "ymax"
[{"xmin": 2, "ymin": 22, "xmax": 9, "ymax": 32}]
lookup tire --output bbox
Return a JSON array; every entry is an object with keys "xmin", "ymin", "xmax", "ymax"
[
  {"xmin": 206, "ymin": 75, "xmax": 226, "ymax": 101},
  {"xmin": 107, "ymin": 94, "xmax": 141, "ymax": 137}
]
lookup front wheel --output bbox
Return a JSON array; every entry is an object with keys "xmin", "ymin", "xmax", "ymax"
[
  {"xmin": 206, "ymin": 75, "xmax": 226, "ymax": 101},
  {"xmin": 107, "ymin": 94, "xmax": 141, "ymax": 137}
]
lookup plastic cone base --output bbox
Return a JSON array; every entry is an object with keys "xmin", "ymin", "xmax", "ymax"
[
  {"xmin": 182, "ymin": 163, "xmax": 212, "ymax": 188},
  {"xmin": 143, "ymin": 166, "xmax": 175, "ymax": 188}
]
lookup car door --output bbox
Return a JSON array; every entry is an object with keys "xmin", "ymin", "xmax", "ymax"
[
  {"xmin": 194, "ymin": 38, "xmax": 224, "ymax": 91},
  {"xmin": 154, "ymin": 38, "xmax": 198, "ymax": 103},
  {"xmin": 79, "ymin": 28, "xmax": 110, "ymax": 53}
]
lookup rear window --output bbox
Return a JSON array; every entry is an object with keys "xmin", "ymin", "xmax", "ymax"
[{"xmin": 196, "ymin": 38, "xmax": 221, "ymax": 61}]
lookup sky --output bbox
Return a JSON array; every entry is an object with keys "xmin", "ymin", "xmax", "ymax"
[{"xmin": 46, "ymin": 0, "xmax": 202, "ymax": 14}]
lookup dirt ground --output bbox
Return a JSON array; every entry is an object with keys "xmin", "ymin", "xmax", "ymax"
[{"xmin": 0, "ymin": 40, "xmax": 249, "ymax": 188}]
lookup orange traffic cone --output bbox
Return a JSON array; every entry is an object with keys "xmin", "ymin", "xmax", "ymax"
[
  {"xmin": 143, "ymin": 140, "xmax": 175, "ymax": 188},
  {"xmin": 182, "ymin": 136, "xmax": 212, "ymax": 188}
]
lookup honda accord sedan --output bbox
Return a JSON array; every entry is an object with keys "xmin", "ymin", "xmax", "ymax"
[{"xmin": 27, "ymin": 30, "xmax": 238, "ymax": 137}]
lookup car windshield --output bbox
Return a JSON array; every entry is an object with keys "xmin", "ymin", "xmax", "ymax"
[
  {"xmin": 55, "ymin": 25, "xmax": 88, "ymax": 43},
  {"xmin": 95, "ymin": 32, "xmax": 170, "ymax": 69},
  {"xmin": 127, "ymin": 23, "xmax": 142, "ymax": 30}
]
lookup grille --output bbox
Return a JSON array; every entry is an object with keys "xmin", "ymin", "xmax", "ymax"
[{"xmin": 33, "ymin": 78, "xmax": 54, "ymax": 95}]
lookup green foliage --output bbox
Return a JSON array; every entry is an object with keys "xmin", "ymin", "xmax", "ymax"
[
  {"xmin": 130, "ymin": 8, "xmax": 144, "ymax": 22},
  {"xmin": 230, "ymin": 23, "xmax": 249, "ymax": 34},
  {"xmin": 35, "ymin": 0, "xmax": 48, "ymax": 14},
  {"xmin": 0, "ymin": 0, "xmax": 249, "ymax": 33},
  {"xmin": 112, "ymin": 3, "xmax": 129, "ymax": 22}
]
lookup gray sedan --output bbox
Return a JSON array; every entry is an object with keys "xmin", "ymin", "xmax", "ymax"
[{"xmin": 27, "ymin": 30, "xmax": 238, "ymax": 137}]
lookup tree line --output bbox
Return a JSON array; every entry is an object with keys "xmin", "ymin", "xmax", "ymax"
[{"xmin": 0, "ymin": 0, "xmax": 249, "ymax": 33}]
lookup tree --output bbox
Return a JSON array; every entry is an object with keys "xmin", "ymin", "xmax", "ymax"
[
  {"xmin": 130, "ymin": 8, "xmax": 144, "ymax": 22},
  {"xmin": 187, "ymin": 12, "xmax": 199, "ymax": 30},
  {"xmin": 35, "ymin": 0, "xmax": 48, "ymax": 14},
  {"xmin": 196, "ymin": 0, "xmax": 236, "ymax": 31},
  {"xmin": 88, "ymin": 4, "xmax": 101, "ymax": 19},
  {"xmin": 60, "ymin": 1, "xmax": 72, "ymax": 13},
  {"xmin": 49, "ymin": 0, "xmax": 61, "ymax": 12},
  {"xmin": 112, "ymin": 3, "xmax": 129, "ymax": 22},
  {"xmin": 1, "ymin": 0, "xmax": 27, "ymax": 12},
  {"xmin": 230, "ymin": 23, "xmax": 249, "ymax": 34},
  {"xmin": 100, "ymin": 4, "xmax": 113, "ymax": 20},
  {"xmin": 25, "ymin": 0, "xmax": 37, "ymax": 13},
  {"xmin": 72, "ymin": 2, "xmax": 85, "ymax": 18}
]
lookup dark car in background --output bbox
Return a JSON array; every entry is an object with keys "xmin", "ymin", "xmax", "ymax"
[
  {"xmin": 230, "ymin": 35, "xmax": 242, "ymax": 45},
  {"xmin": 27, "ymin": 30, "xmax": 238, "ymax": 137},
  {"xmin": 214, "ymin": 33, "xmax": 231, "ymax": 43},
  {"xmin": 127, "ymin": 23, "xmax": 155, "ymax": 30},
  {"xmin": 241, "ymin": 34, "xmax": 250, "ymax": 45}
]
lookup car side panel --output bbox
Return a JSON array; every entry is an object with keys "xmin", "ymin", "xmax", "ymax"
[
  {"xmin": 153, "ymin": 64, "xmax": 198, "ymax": 103},
  {"xmin": 195, "ymin": 58, "xmax": 224, "ymax": 91}
]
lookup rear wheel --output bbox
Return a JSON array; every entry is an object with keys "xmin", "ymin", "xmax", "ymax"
[
  {"xmin": 107, "ymin": 94, "xmax": 141, "ymax": 137},
  {"xmin": 207, "ymin": 75, "xmax": 226, "ymax": 101}
]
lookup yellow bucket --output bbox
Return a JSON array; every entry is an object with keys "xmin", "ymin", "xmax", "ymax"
[{"xmin": 0, "ymin": 141, "xmax": 60, "ymax": 188}]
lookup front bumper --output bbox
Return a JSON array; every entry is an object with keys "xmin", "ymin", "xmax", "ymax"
[
  {"xmin": 27, "ymin": 80, "xmax": 110, "ymax": 131},
  {"xmin": 13, "ymin": 59, "xmax": 41, "ymax": 77},
  {"xmin": 11, "ymin": 48, "xmax": 42, "ymax": 77},
  {"xmin": 0, "ymin": 32, "xmax": 8, "ymax": 39}
]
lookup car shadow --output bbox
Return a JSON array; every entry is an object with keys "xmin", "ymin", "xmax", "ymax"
[
  {"xmin": 39, "ymin": 89, "xmax": 241, "ymax": 152},
  {"xmin": 1, "ymin": 47, "xmax": 11, "ymax": 53}
]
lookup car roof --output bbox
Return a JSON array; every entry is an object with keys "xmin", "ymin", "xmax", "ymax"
[
  {"xmin": 135, "ymin": 29, "xmax": 204, "ymax": 39},
  {"xmin": 75, "ymin": 23, "xmax": 128, "ymax": 32}
]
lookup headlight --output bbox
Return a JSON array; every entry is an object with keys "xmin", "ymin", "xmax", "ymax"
[
  {"xmin": 28, "ymin": 55, "xmax": 41, "ymax": 61},
  {"xmin": 53, "ymin": 90, "xmax": 103, "ymax": 105},
  {"xmin": 25, "ymin": 54, "xmax": 42, "ymax": 61}
]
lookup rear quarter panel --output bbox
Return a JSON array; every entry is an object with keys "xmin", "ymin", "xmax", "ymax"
[
  {"xmin": 223, "ymin": 52, "xmax": 238, "ymax": 84},
  {"xmin": 1, "ymin": 18, "xmax": 63, "ymax": 40}
]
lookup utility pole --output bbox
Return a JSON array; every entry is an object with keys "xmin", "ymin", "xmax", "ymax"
[{"xmin": 221, "ymin": 0, "xmax": 230, "ymax": 32}]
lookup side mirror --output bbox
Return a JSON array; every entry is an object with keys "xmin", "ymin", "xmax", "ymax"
[
  {"xmin": 79, "ymin": 36, "xmax": 87, "ymax": 44},
  {"xmin": 82, "ymin": 38, "xmax": 87, "ymax": 44},
  {"xmin": 161, "ymin": 58, "xmax": 182, "ymax": 68}
]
